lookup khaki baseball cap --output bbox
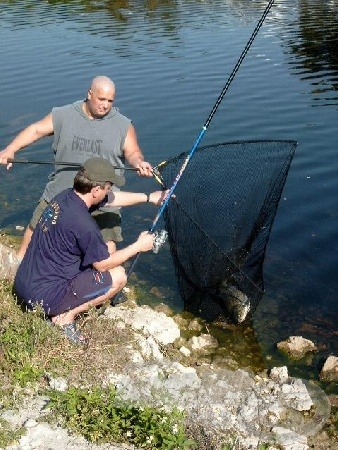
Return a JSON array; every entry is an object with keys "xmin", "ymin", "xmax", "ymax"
[{"xmin": 83, "ymin": 157, "xmax": 125, "ymax": 187}]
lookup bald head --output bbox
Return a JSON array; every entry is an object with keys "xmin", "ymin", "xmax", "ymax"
[
  {"xmin": 90, "ymin": 76, "xmax": 115, "ymax": 93},
  {"xmin": 85, "ymin": 76, "xmax": 116, "ymax": 119}
]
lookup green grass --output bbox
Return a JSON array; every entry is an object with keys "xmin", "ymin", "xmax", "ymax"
[
  {"xmin": 0, "ymin": 418, "xmax": 23, "ymax": 448},
  {"xmin": 48, "ymin": 385, "xmax": 195, "ymax": 449}
]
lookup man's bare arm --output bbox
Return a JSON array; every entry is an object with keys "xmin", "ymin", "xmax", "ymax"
[
  {"xmin": 123, "ymin": 125, "xmax": 153, "ymax": 177},
  {"xmin": 93, "ymin": 231, "xmax": 154, "ymax": 272},
  {"xmin": 106, "ymin": 190, "xmax": 166, "ymax": 208},
  {"xmin": 0, "ymin": 113, "xmax": 54, "ymax": 168}
]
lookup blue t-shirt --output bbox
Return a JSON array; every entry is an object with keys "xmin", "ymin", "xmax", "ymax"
[{"xmin": 14, "ymin": 189, "xmax": 110, "ymax": 313}]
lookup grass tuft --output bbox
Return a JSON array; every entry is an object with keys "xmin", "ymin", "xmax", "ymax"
[{"xmin": 47, "ymin": 385, "xmax": 195, "ymax": 449}]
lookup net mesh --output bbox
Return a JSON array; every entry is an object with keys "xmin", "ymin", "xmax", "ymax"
[{"xmin": 156, "ymin": 140, "xmax": 297, "ymax": 324}]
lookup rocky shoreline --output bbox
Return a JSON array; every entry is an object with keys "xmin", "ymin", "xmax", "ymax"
[{"xmin": 0, "ymin": 241, "xmax": 337, "ymax": 449}]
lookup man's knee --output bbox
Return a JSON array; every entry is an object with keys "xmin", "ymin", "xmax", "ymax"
[
  {"xmin": 109, "ymin": 266, "xmax": 127, "ymax": 290},
  {"xmin": 106, "ymin": 240, "xmax": 116, "ymax": 254}
]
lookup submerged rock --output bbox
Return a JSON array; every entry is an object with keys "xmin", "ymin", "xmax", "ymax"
[
  {"xmin": 277, "ymin": 336, "xmax": 317, "ymax": 359},
  {"xmin": 320, "ymin": 355, "xmax": 338, "ymax": 382}
]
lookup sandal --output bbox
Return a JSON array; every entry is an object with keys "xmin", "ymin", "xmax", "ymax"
[{"xmin": 61, "ymin": 322, "xmax": 88, "ymax": 345}]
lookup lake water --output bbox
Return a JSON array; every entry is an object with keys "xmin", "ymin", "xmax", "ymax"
[{"xmin": 0, "ymin": 0, "xmax": 337, "ymax": 391}]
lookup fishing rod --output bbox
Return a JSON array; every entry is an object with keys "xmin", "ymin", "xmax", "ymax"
[
  {"xmin": 8, "ymin": 158, "xmax": 139, "ymax": 171},
  {"xmin": 113, "ymin": 0, "xmax": 275, "ymax": 305}
]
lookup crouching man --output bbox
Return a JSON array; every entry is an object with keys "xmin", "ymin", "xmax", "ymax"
[{"xmin": 14, "ymin": 157, "xmax": 166, "ymax": 345}]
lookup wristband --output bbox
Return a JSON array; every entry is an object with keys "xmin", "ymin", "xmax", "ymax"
[{"xmin": 145, "ymin": 193, "xmax": 150, "ymax": 202}]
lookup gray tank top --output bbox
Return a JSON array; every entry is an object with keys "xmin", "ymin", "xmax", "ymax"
[{"xmin": 43, "ymin": 100, "xmax": 131, "ymax": 207}]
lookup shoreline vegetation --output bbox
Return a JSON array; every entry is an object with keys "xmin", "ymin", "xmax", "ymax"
[{"xmin": 0, "ymin": 234, "xmax": 337, "ymax": 449}]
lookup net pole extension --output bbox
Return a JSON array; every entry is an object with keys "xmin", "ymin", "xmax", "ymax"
[
  {"xmin": 7, "ymin": 158, "xmax": 138, "ymax": 171},
  {"xmin": 114, "ymin": 0, "xmax": 275, "ymax": 303}
]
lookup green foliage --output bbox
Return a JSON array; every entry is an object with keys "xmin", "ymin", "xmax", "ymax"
[
  {"xmin": 0, "ymin": 308, "xmax": 47, "ymax": 386},
  {"xmin": 48, "ymin": 385, "xmax": 196, "ymax": 449},
  {"xmin": 0, "ymin": 418, "xmax": 23, "ymax": 448},
  {"xmin": 325, "ymin": 406, "xmax": 338, "ymax": 438},
  {"xmin": 13, "ymin": 364, "xmax": 44, "ymax": 386}
]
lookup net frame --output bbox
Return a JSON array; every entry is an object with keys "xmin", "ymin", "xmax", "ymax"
[{"xmin": 157, "ymin": 140, "xmax": 297, "ymax": 323}]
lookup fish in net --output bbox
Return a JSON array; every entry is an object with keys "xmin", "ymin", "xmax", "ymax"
[{"xmin": 155, "ymin": 140, "xmax": 297, "ymax": 324}]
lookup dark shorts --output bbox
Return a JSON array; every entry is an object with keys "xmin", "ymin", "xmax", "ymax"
[
  {"xmin": 90, "ymin": 209, "xmax": 123, "ymax": 242},
  {"xmin": 29, "ymin": 198, "xmax": 123, "ymax": 242},
  {"xmin": 29, "ymin": 198, "xmax": 49, "ymax": 230},
  {"xmin": 50, "ymin": 270, "xmax": 112, "ymax": 316}
]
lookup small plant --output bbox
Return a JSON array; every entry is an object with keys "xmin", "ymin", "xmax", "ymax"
[
  {"xmin": 0, "ymin": 306, "xmax": 47, "ymax": 386},
  {"xmin": 47, "ymin": 385, "xmax": 196, "ymax": 449},
  {"xmin": 0, "ymin": 418, "xmax": 24, "ymax": 448}
]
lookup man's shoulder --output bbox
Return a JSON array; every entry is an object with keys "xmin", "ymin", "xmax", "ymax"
[
  {"xmin": 53, "ymin": 189, "xmax": 86, "ymax": 215},
  {"xmin": 106, "ymin": 107, "xmax": 131, "ymax": 124},
  {"xmin": 55, "ymin": 190, "xmax": 95, "ymax": 233},
  {"xmin": 52, "ymin": 100, "xmax": 82, "ymax": 115},
  {"xmin": 53, "ymin": 187, "xmax": 73, "ymax": 201}
]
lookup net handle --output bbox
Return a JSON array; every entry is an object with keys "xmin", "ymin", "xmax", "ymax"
[{"xmin": 7, "ymin": 158, "xmax": 138, "ymax": 171}]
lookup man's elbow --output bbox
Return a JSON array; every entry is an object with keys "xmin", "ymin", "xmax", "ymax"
[{"xmin": 92, "ymin": 261, "xmax": 108, "ymax": 272}]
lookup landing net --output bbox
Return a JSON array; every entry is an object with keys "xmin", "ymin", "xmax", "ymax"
[{"xmin": 156, "ymin": 140, "xmax": 297, "ymax": 324}]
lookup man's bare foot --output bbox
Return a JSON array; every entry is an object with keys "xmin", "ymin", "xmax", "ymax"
[{"xmin": 51, "ymin": 312, "xmax": 76, "ymax": 327}]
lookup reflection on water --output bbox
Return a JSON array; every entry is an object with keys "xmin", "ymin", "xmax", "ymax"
[
  {"xmin": 284, "ymin": 1, "xmax": 338, "ymax": 106},
  {"xmin": 1, "ymin": 1, "xmax": 336, "ymax": 106},
  {"xmin": 0, "ymin": 0, "xmax": 337, "ymax": 390}
]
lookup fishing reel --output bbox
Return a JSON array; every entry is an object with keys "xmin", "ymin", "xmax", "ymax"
[{"xmin": 152, "ymin": 229, "xmax": 168, "ymax": 254}]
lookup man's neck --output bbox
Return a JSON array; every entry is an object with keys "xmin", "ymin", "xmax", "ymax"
[
  {"xmin": 82, "ymin": 101, "xmax": 94, "ymax": 120},
  {"xmin": 74, "ymin": 189, "xmax": 93, "ymax": 209}
]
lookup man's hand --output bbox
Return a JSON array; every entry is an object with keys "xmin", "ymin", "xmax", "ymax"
[
  {"xmin": 136, "ymin": 161, "xmax": 153, "ymax": 177},
  {"xmin": 149, "ymin": 190, "xmax": 170, "ymax": 206},
  {"xmin": 0, "ymin": 149, "xmax": 15, "ymax": 169},
  {"xmin": 136, "ymin": 231, "xmax": 154, "ymax": 253}
]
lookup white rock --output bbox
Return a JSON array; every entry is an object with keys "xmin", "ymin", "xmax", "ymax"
[
  {"xmin": 130, "ymin": 350, "xmax": 144, "ymax": 364},
  {"xmin": 104, "ymin": 305, "xmax": 180, "ymax": 345},
  {"xmin": 48, "ymin": 376, "xmax": 68, "ymax": 392},
  {"xmin": 270, "ymin": 366, "xmax": 289, "ymax": 383},
  {"xmin": 136, "ymin": 334, "xmax": 163, "ymax": 360},
  {"xmin": 180, "ymin": 346, "xmax": 191, "ymax": 356},
  {"xmin": 272, "ymin": 426, "xmax": 308, "ymax": 450},
  {"xmin": 0, "ymin": 243, "xmax": 20, "ymax": 280},
  {"xmin": 281, "ymin": 379, "xmax": 313, "ymax": 411},
  {"xmin": 190, "ymin": 333, "xmax": 218, "ymax": 350},
  {"xmin": 277, "ymin": 336, "xmax": 317, "ymax": 359},
  {"xmin": 23, "ymin": 418, "xmax": 37, "ymax": 428},
  {"xmin": 165, "ymin": 362, "xmax": 201, "ymax": 393},
  {"xmin": 320, "ymin": 355, "xmax": 338, "ymax": 382}
]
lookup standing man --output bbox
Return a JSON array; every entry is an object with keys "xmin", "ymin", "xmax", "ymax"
[
  {"xmin": 0, "ymin": 75, "xmax": 153, "ymax": 260},
  {"xmin": 14, "ymin": 157, "xmax": 165, "ymax": 345}
]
